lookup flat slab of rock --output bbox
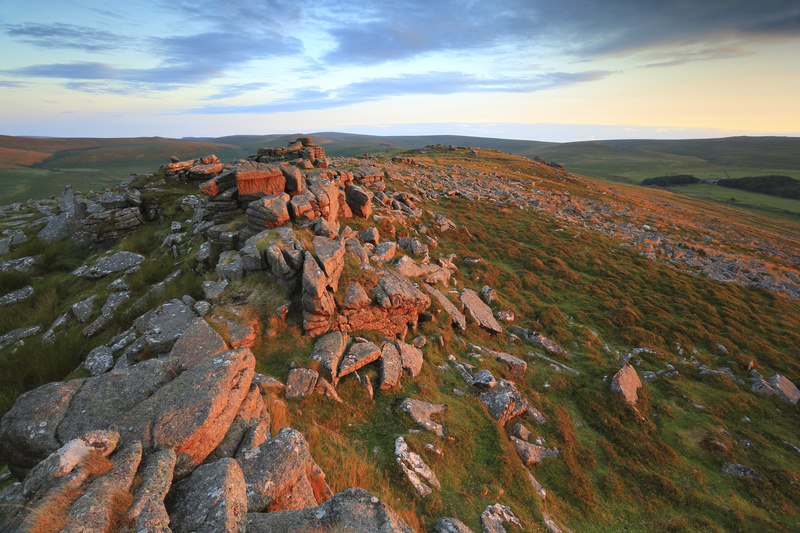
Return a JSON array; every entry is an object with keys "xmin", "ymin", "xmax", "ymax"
[
  {"xmin": 423, "ymin": 283, "xmax": 466, "ymax": 330},
  {"xmin": 396, "ymin": 340, "xmax": 424, "ymax": 377},
  {"xmin": 768, "ymin": 374, "xmax": 800, "ymax": 404},
  {"xmin": 238, "ymin": 427, "xmax": 332, "ymax": 513},
  {"xmin": 126, "ymin": 449, "xmax": 176, "ymax": 532},
  {"xmin": 509, "ymin": 436, "xmax": 559, "ymax": 465},
  {"xmin": 167, "ymin": 457, "xmax": 247, "ymax": 533},
  {"xmin": 611, "ymin": 361, "xmax": 643, "ymax": 404},
  {"xmin": 246, "ymin": 487, "xmax": 415, "ymax": 533},
  {"xmin": 722, "ymin": 462, "xmax": 761, "ymax": 479},
  {"xmin": 460, "ymin": 288, "xmax": 502, "ymax": 334},
  {"xmin": 400, "ymin": 398, "xmax": 445, "ymax": 437},
  {"xmin": 337, "ymin": 341, "xmax": 381, "ymax": 385},
  {"xmin": 379, "ymin": 343, "xmax": 402, "ymax": 390},
  {"xmin": 486, "ymin": 349, "xmax": 526, "ymax": 379},
  {"xmin": 78, "ymin": 251, "xmax": 144, "ymax": 279},
  {"xmin": 116, "ymin": 347, "xmax": 255, "ymax": 478}
]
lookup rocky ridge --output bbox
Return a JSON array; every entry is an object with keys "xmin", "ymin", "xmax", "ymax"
[{"xmin": 1, "ymin": 138, "xmax": 799, "ymax": 532}]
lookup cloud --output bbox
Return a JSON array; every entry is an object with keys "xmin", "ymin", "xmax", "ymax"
[
  {"xmin": 2, "ymin": 23, "xmax": 122, "ymax": 53},
  {"xmin": 154, "ymin": 32, "xmax": 302, "ymax": 66},
  {"xmin": 177, "ymin": 69, "xmax": 612, "ymax": 114},
  {"xmin": 4, "ymin": 62, "xmax": 223, "ymax": 92},
  {"xmin": 316, "ymin": 0, "xmax": 800, "ymax": 65},
  {"xmin": 203, "ymin": 82, "xmax": 271, "ymax": 100},
  {"xmin": 0, "ymin": 80, "xmax": 25, "ymax": 87}
]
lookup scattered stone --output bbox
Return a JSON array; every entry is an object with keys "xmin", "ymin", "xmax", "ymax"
[
  {"xmin": 286, "ymin": 368, "xmax": 319, "ymax": 399},
  {"xmin": 311, "ymin": 331, "xmax": 349, "ymax": 383},
  {"xmin": 721, "ymin": 462, "xmax": 761, "ymax": 479},
  {"xmin": 400, "ymin": 398, "xmax": 445, "ymax": 437},
  {"xmin": 512, "ymin": 423, "xmax": 530, "ymax": 441},
  {"xmin": 78, "ymin": 251, "xmax": 144, "ymax": 279},
  {"xmin": 337, "ymin": 341, "xmax": 381, "ymax": 384},
  {"xmin": 481, "ymin": 503, "xmax": 522, "ymax": 533},
  {"xmin": 238, "ymin": 427, "xmax": 332, "ymax": 512},
  {"xmin": 768, "ymin": 374, "xmax": 800, "ymax": 404},
  {"xmin": 480, "ymin": 380, "xmax": 530, "ymax": 426},
  {"xmin": 611, "ymin": 361, "xmax": 643, "ymax": 404},
  {"xmin": 460, "ymin": 288, "xmax": 502, "ymax": 333},
  {"xmin": 0, "ymin": 285, "xmax": 33, "ymax": 307},
  {"xmin": 526, "ymin": 470, "xmax": 547, "ymax": 499},
  {"xmin": 480, "ymin": 285, "xmax": 498, "ymax": 304},
  {"xmin": 473, "ymin": 369, "xmax": 497, "ymax": 389},
  {"xmin": 71, "ymin": 295, "xmax": 95, "ymax": 322},
  {"xmin": 509, "ymin": 436, "xmax": 559, "ymax": 465},
  {"xmin": 84, "ymin": 346, "xmax": 114, "ymax": 376},
  {"xmin": 379, "ymin": 342, "xmax": 403, "ymax": 390},
  {"xmin": 143, "ymin": 299, "xmax": 195, "ymax": 354},
  {"xmin": 423, "ymin": 283, "xmax": 466, "ymax": 330},
  {"xmin": 396, "ymin": 340, "xmax": 424, "ymax": 377},
  {"xmin": 167, "ymin": 457, "xmax": 247, "ymax": 533},
  {"xmin": 245, "ymin": 487, "xmax": 415, "ymax": 533},
  {"xmin": 168, "ymin": 317, "xmax": 229, "ymax": 369},
  {"xmin": 435, "ymin": 517, "xmax": 475, "ymax": 533},
  {"xmin": 0, "ymin": 325, "xmax": 43, "ymax": 351},
  {"xmin": 203, "ymin": 279, "xmax": 229, "ymax": 300},
  {"xmin": 395, "ymin": 436, "xmax": 440, "ymax": 496}
]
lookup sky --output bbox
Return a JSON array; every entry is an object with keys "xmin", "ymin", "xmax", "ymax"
[{"xmin": 0, "ymin": 0, "xmax": 798, "ymax": 142}]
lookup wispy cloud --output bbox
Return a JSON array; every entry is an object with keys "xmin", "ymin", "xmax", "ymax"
[
  {"xmin": 177, "ymin": 70, "xmax": 612, "ymax": 114},
  {"xmin": 202, "ymin": 82, "xmax": 271, "ymax": 100},
  {"xmin": 0, "ymin": 80, "xmax": 25, "ymax": 88},
  {"xmin": 2, "ymin": 23, "xmax": 122, "ymax": 53}
]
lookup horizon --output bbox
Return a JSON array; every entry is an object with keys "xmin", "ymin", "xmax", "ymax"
[{"xmin": 1, "ymin": 1, "xmax": 799, "ymax": 141}]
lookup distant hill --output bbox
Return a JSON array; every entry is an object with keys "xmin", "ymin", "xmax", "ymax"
[{"xmin": 2, "ymin": 133, "xmax": 800, "ymax": 206}]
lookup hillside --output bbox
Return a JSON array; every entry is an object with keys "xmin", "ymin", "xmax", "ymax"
[{"xmin": 1, "ymin": 138, "xmax": 799, "ymax": 532}]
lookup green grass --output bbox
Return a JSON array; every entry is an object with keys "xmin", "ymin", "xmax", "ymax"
[{"xmin": 668, "ymin": 184, "xmax": 800, "ymax": 220}]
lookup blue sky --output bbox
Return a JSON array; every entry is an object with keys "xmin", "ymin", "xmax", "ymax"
[{"xmin": 1, "ymin": 0, "xmax": 799, "ymax": 141}]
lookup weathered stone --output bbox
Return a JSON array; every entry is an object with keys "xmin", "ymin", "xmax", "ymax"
[
  {"xmin": 395, "ymin": 436, "xmax": 440, "ymax": 496},
  {"xmin": 286, "ymin": 368, "xmax": 319, "ymax": 399},
  {"xmin": 341, "ymin": 282, "xmax": 371, "ymax": 310},
  {"xmin": 37, "ymin": 213, "xmax": 69, "ymax": 242},
  {"xmin": 126, "ymin": 449, "xmax": 176, "ymax": 532},
  {"xmin": 167, "ymin": 457, "xmax": 247, "ymax": 533},
  {"xmin": 246, "ymin": 193, "xmax": 290, "ymax": 229},
  {"xmin": 435, "ymin": 517, "xmax": 476, "ymax": 533},
  {"xmin": 379, "ymin": 343, "xmax": 402, "ymax": 390},
  {"xmin": 480, "ymin": 285, "xmax": 498, "ymax": 304},
  {"xmin": 611, "ymin": 361, "xmax": 643, "ymax": 404},
  {"xmin": 84, "ymin": 345, "xmax": 114, "ymax": 376},
  {"xmin": 238, "ymin": 427, "xmax": 332, "ymax": 512},
  {"xmin": 485, "ymin": 349, "xmax": 526, "ymax": 379},
  {"xmin": 0, "ymin": 379, "xmax": 84, "ymax": 477},
  {"xmin": 314, "ymin": 376, "xmax": 343, "ymax": 403},
  {"xmin": 768, "ymin": 374, "xmax": 800, "ymax": 404},
  {"xmin": 64, "ymin": 441, "xmax": 143, "ymax": 532},
  {"xmin": 357, "ymin": 226, "xmax": 379, "ymax": 245},
  {"xmin": 168, "ymin": 317, "xmax": 229, "ymax": 370},
  {"xmin": 396, "ymin": 340, "xmax": 424, "ymax": 377},
  {"xmin": 509, "ymin": 436, "xmax": 559, "ymax": 465},
  {"xmin": 313, "ymin": 235, "xmax": 345, "ymax": 290},
  {"xmin": 217, "ymin": 250, "xmax": 244, "ymax": 281},
  {"xmin": 526, "ymin": 470, "xmax": 547, "ymax": 499},
  {"xmin": 346, "ymin": 185, "xmax": 374, "ymax": 218},
  {"xmin": 507, "ymin": 325, "xmax": 566, "ymax": 356},
  {"xmin": 202, "ymin": 279, "xmax": 228, "ymax": 300},
  {"xmin": 722, "ymin": 462, "xmax": 761, "ymax": 479},
  {"xmin": 400, "ymin": 398, "xmax": 445, "ymax": 437},
  {"xmin": 78, "ymin": 251, "xmax": 144, "ymax": 279},
  {"xmin": 0, "ymin": 255, "xmax": 40, "ymax": 274},
  {"xmin": 473, "ymin": 369, "xmax": 496, "ymax": 389},
  {"xmin": 480, "ymin": 379, "xmax": 530, "ymax": 426},
  {"xmin": 235, "ymin": 161, "xmax": 286, "ymax": 196},
  {"xmin": 373, "ymin": 241, "xmax": 397, "ymax": 262},
  {"xmin": 116, "ymin": 347, "xmax": 255, "ymax": 478},
  {"xmin": 310, "ymin": 331, "xmax": 348, "ymax": 383},
  {"xmin": 481, "ymin": 503, "xmax": 522, "ymax": 533},
  {"xmin": 0, "ymin": 324, "xmax": 42, "ymax": 351},
  {"xmin": 337, "ymin": 341, "xmax": 381, "ymax": 384},
  {"xmin": 460, "ymin": 288, "xmax": 502, "ymax": 333},
  {"xmin": 0, "ymin": 285, "xmax": 34, "ymax": 307},
  {"xmin": 245, "ymin": 487, "xmax": 414, "ymax": 533},
  {"xmin": 512, "ymin": 423, "xmax": 530, "ymax": 441},
  {"xmin": 71, "ymin": 295, "xmax": 95, "ymax": 323},
  {"xmin": 56, "ymin": 358, "xmax": 177, "ymax": 445},
  {"xmin": 144, "ymin": 299, "xmax": 195, "ymax": 354},
  {"xmin": 423, "ymin": 283, "xmax": 466, "ymax": 330}
]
